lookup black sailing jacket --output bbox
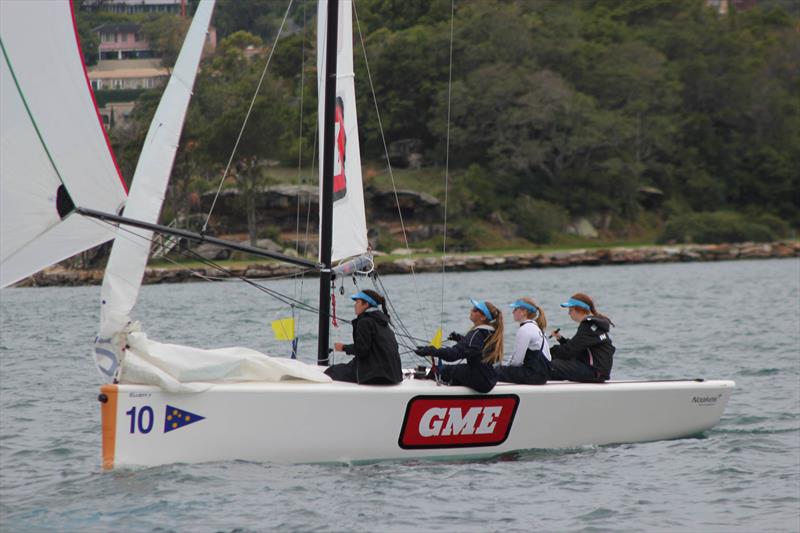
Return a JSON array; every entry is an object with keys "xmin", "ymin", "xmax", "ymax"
[
  {"xmin": 550, "ymin": 315, "xmax": 615, "ymax": 379},
  {"xmin": 429, "ymin": 326, "xmax": 497, "ymax": 391},
  {"xmin": 342, "ymin": 309, "xmax": 403, "ymax": 384}
]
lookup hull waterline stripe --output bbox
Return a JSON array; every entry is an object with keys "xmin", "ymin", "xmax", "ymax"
[
  {"xmin": 0, "ymin": 37, "xmax": 66, "ymax": 188},
  {"xmin": 100, "ymin": 384, "xmax": 118, "ymax": 470}
]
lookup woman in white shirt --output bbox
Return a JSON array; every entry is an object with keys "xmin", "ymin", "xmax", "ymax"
[{"xmin": 495, "ymin": 297, "xmax": 551, "ymax": 385}]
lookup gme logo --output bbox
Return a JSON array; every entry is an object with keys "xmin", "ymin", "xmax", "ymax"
[{"xmin": 399, "ymin": 395, "xmax": 519, "ymax": 449}]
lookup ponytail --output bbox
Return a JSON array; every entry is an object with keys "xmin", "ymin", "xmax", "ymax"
[
  {"xmin": 481, "ymin": 301, "xmax": 504, "ymax": 364},
  {"xmin": 518, "ymin": 297, "xmax": 547, "ymax": 332},
  {"xmin": 571, "ymin": 292, "xmax": 614, "ymax": 327},
  {"xmin": 361, "ymin": 289, "xmax": 389, "ymax": 320}
]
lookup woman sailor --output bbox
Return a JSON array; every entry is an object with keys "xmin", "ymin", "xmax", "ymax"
[
  {"xmin": 495, "ymin": 297, "xmax": 551, "ymax": 385},
  {"xmin": 550, "ymin": 293, "xmax": 615, "ymax": 383},
  {"xmin": 415, "ymin": 299, "xmax": 503, "ymax": 393},
  {"xmin": 328, "ymin": 290, "xmax": 403, "ymax": 385}
]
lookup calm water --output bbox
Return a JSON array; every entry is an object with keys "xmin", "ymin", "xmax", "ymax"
[{"xmin": 1, "ymin": 259, "xmax": 798, "ymax": 532}]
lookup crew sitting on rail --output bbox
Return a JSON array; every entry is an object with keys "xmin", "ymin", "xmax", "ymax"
[
  {"xmin": 415, "ymin": 299, "xmax": 503, "ymax": 393},
  {"xmin": 328, "ymin": 289, "xmax": 403, "ymax": 385},
  {"xmin": 549, "ymin": 293, "xmax": 615, "ymax": 383},
  {"xmin": 495, "ymin": 297, "xmax": 551, "ymax": 385}
]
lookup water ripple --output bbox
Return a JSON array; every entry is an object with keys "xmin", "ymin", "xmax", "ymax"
[{"xmin": 1, "ymin": 259, "xmax": 799, "ymax": 532}]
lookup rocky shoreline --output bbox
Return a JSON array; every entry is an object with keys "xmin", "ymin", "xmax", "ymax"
[{"xmin": 15, "ymin": 241, "xmax": 799, "ymax": 288}]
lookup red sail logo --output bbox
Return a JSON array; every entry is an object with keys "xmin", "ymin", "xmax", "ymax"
[
  {"xmin": 333, "ymin": 96, "xmax": 347, "ymax": 201},
  {"xmin": 399, "ymin": 395, "xmax": 519, "ymax": 449}
]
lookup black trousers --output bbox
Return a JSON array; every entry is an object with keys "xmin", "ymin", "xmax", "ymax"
[
  {"xmin": 549, "ymin": 358, "xmax": 607, "ymax": 383},
  {"xmin": 324, "ymin": 362, "xmax": 395, "ymax": 385},
  {"xmin": 496, "ymin": 364, "xmax": 547, "ymax": 385},
  {"xmin": 496, "ymin": 350, "xmax": 550, "ymax": 385},
  {"xmin": 440, "ymin": 364, "xmax": 496, "ymax": 393}
]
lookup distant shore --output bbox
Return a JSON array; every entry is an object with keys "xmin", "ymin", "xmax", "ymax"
[{"xmin": 14, "ymin": 241, "xmax": 799, "ymax": 288}]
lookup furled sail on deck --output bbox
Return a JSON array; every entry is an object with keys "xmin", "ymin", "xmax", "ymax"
[
  {"xmin": 0, "ymin": 1, "xmax": 127, "ymax": 288},
  {"xmin": 317, "ymin": 0, "xmax": 368, "ymax": 262},
  {"xmin": 94, "ymin": 1, "xmax": 215, "ymax": 378}
]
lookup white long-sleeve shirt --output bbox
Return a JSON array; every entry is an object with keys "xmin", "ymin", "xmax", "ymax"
[{"xmin": 506, "ymin": 320, "xmax": 552, "ymax": 366}]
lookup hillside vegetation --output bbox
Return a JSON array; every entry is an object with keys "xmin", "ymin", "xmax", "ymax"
[{"xmin": 78, "ymin": 0, "xmax": 800, "ymax": 251}]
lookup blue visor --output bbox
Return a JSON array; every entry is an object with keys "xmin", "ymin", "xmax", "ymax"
[
  {"xmin": 509, "ymin": 300, "xmax": 538, "ymax": 314},
  {"xmin": 351, "ymin": 291, "xmax": 379, "ymax": 307},
  {"xmin": 560, "ymin": 298, "xmax": 591, "ymax": 311},
  {"xmin": 469, "ymin": 298, "xmax": 493, "ymax": 321}
]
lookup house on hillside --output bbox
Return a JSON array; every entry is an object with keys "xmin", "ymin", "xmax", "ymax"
[
  {"xmin": 87, "ymin": 18, "xmax": 215, "ymax": 130},
  {"xmin": 82, "ymin": 0, "xmax": 182, "ymax": 15},
  {"xmin": 95, "ymin": 23, "xmax": 156, "ymax": 60}
]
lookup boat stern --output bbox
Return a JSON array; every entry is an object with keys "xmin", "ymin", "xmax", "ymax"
[{"xmin": 98, "ymin": 384, "xmax": 118, "ymax": 470}]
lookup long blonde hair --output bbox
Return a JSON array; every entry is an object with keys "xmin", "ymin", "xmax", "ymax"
[
  {"xmin": 517, "ymin": 297, "xmax": 547, "ymax": 331},
  {"xmin": 480, "ymin": 301, "xmax": 504, "ymax": 364}
]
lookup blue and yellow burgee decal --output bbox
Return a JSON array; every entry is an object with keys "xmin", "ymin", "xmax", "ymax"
[{"xmin": 164, "ymin": 405, "xmax": 205, "ymax": 433}]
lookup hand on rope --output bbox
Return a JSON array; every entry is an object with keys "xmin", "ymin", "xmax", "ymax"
[
  {"xmin": 414, "ymin": 345, "xmax": 436, "ymax": 357},
  {"xmin": 447, "ymin": 331, "xmax": 463, "ymax": 342}
]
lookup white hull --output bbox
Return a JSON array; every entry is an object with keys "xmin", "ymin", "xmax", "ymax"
[{"xmin": 100, "ymin": 378, "xmax": 734, "ymax": 468}]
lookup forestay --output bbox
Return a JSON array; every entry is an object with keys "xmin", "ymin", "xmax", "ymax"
[
  {"xmin": 0, "ymin": 1, "xmax": 127, "ymax": 288},
  {"xmin": 95, "ymin": 0, "xmax": 215, "ymax": 378},
  {"xmin": 317, "ymin": 0, "xmax": 368, "ymax": 262}
]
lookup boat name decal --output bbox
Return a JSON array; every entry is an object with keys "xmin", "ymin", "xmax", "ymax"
[
  {"xmin": 692, "ymin": 394, "xmax": 723, "ymax": 406},
  {"xmin": 398, "ymin": 395, "xmax": 519, "ymax": 449}
]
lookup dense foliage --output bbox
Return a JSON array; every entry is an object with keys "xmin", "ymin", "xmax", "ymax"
[{"xmin": 80, "ymin": 0, "xmax": 799, "ymax": 246}]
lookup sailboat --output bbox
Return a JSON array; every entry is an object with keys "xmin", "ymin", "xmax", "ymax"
[{"xmin": 1, "ymin": 0, "xmax": 734, "ymax": 468}]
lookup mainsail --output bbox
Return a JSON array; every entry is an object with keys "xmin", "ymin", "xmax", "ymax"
[
  {"xmin": 94, "ymin": 0, "xmax": 215, "ymax": 378},
  {"xmin": 0, "ymin": 1, "xmax": 127, "ymax": 288},
  {"xmin": 317, "ymin": 0, "xmax": 368, "ymax": 262}
]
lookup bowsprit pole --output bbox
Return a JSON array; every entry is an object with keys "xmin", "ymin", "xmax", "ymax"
[{"xmin": 317, "ymin": 0, "xmax": 340, "ymax": 367}]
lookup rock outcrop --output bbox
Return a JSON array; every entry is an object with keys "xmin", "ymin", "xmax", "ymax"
[{"xmin": 15, "ymin": 241, "xmax": 799, "ymax": 287}]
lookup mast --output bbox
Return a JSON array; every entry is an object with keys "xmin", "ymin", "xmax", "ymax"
[{"xmin": 317, "ymin": 0, "xmax": 340, "ymax": 366}]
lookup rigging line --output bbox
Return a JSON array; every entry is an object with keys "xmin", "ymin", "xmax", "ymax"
[
  {"xmin": 172, "ymin": 245, "xmax": 340, "ymax": 318},
  {"xmin": 440, "ymin": 0, "xmax": 455, "ymax": 331},
  {"xmin": 83, "ymin": 217, "xmax": 222, "ymax": 283},
  {"xmin": 352, "ymin": 0, "xmax": 431, "ymax": 338},
  {"xmin": 370, "ymin": 274, "xmax": 419, "ymax": 348},
  {"xmin": 87, "ymin": 218, "xmax": 331, "ymax": 325},
  {"xmin": 294, "ymin": 0, "xmax": 308, "ymax": 301},
  {"xmin": 298, "ymin": 114, "xmax": 319, "ymax": 302},
  {"xmin": 201, "ymin": 0, "xmax": 295, "ymax": 234}
]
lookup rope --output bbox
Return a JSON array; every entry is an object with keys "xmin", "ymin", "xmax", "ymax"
[
  {"xmin": 440, "ymin": 0, "xmax": 455, "ymax": 332},
  {"xmin": 331, "ymin": 289, "xmax": 338, "ymax": 327},
  {"xmin": 92, "ymin": 214, "xmax": 437, "ymax": 364},
  {"xmin": 294, "ymin": 0, "xmax": 308, "ymax": 299},
  {"xmin": 352, "ymin": 0, "xmax": 430, "ymax": 338},
  {"xmin": 201, "ymin": 0, "xmax": 295, "ymax": 234}
]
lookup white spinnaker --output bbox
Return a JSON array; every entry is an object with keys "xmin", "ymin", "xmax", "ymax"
[
  {"xmin": 0, "ymin": 1, "xmax": 127, "ymax": 288},
  {"xmin": 95, "ymin": 0, "xmax": 215, "ymax": 378},
  {"xmin": 317, "ymin": 0, "xmax": 368, "ymax": 262}
]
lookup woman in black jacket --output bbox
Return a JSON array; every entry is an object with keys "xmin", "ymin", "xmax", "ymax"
[
  {"xmin": 327, "ymin": 289, "xmax": 403, "ymax": 385},
  {"xmin": 549, "ymin": 293, "xmax": 615, "ymax": 382},
  {"xmin": 415, "ymin": 299, "xmax": 504, "ymax": 393}
]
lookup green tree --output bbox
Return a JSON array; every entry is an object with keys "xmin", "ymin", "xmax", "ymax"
[{"xmin": 195, "ymin": 32, "xmax": 296, "ymax": 245}]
